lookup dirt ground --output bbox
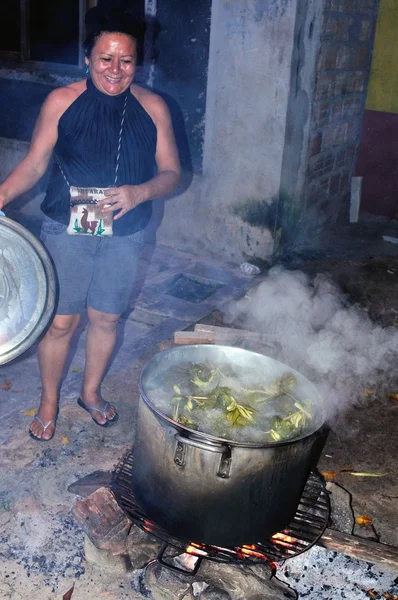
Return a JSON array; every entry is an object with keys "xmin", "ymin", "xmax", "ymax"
[{"xmin": 0, "ymin": 215, "xmax": 397, "ymax": 599}]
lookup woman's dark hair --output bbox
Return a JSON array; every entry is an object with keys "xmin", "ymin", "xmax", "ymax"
[{"xmin": 84, "ymin": 5, "xmax": 146, "ymax": 63}]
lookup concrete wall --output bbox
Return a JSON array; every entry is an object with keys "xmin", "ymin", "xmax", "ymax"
[
  {"xmin": 156, "ymin": 0, "xmax": 300, "ymax": 263},
  {"xmin": 280, "ymin": 0, "xmax": 325, "ymax": 247}
]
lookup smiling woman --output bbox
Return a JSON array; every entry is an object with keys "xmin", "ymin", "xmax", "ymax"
[{"xmin": 0, "ymin": 4, "xmax": 181, "ymax": 442}]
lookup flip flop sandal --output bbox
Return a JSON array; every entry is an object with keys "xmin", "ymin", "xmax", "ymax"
[
  {"xmin": 29, "ymin": 414, "xmax": 57, "ymax": 442},
  {"xmin": 77, "ymin": 397, "xmax": 119, "ymax": 427}
]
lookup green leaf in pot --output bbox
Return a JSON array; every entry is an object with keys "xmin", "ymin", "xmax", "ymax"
[{"xmin": 189, "ymin": 362, "xmax": 218, "ymax": 389}]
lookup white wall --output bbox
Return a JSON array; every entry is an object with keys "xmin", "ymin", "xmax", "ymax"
[{"xmin": 156, "ymin": 0, "xmax": 299, "ymax": 263}]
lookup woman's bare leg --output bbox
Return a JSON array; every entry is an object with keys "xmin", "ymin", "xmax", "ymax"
[
  {"xmin": 30, "ymin": 313, "xmax": 81, "ymax": 439},
  {"xmin": 79, "ymin": 307, "xmax": 120, "ymax": 425}
]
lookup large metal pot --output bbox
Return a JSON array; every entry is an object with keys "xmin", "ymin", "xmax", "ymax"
[
  {"xmin": 0, "ymin": 216, "xmax": 56, "ymax": 365},
  {"xmin": 132, "ymin": 345, "xmax": 325, "ymax": 547}
]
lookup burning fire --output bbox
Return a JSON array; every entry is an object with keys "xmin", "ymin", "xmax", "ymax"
[
  {"xmin": 271, "ymin": 532, "xmax": 297, "ymax": 553},
  {"xmin": 184, "ymin": 540, "xmax": 276, "ymax": 574},
  {"xmin": 186, "ymin": 542, "xmax": 208, "ymax": 557},
  {"xmin": 239, "ymin": 545, "xmax": 270, "ymax": 559}
]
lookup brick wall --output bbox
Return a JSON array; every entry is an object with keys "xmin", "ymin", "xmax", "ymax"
[{"xmin": 304, "ymin": 0, "xmax": 379, "ymax": 223}]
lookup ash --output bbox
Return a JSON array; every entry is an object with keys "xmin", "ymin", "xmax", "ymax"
[
  {"xmin": 0, "ymin": 514, "xmax": 85, "ymax": 590},
  {"xmin": 278, "ymin": 546, "xmax": 398, "ymax": 599}
]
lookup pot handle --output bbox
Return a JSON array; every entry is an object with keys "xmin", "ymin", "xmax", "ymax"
[
  {"xmin": 174, "ymin": 434, "xmax": 232, "ymax": 478},
  {"xmin": 174, "ymin": 433, "xmax": 226, "ymax": 453}
]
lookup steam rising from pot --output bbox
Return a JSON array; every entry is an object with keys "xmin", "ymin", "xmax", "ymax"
[{"xmin": 224, "ymin": 267, "xmax": 398, "ymax": 418}]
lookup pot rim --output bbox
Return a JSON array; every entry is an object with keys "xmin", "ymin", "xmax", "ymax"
[{"xmin": 139, "ymin": 344, "xmax": 326, "ymax": 448}]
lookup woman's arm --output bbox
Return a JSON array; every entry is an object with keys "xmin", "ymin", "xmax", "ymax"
[
  {"xmin": 102, "ymin": 93, "xmax": 182, "ymax": 219},
  {"xmin": 0, "ymin": 88, "xmax": 71, "ymax": 210}
]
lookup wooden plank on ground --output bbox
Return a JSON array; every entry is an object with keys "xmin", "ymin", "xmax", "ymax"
[
  {"xmin": 318, "ymin": 528, "xmax": 398, "ymax": 570},
  {"xmin": 174, "ymin": 325, "xmax": 280, "ymax": 348},
  {"xmin": 194, "ymin": 324, "xmax": 270, "ymax": 340}
]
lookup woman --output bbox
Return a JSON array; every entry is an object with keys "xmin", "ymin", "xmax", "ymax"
[{"xmin": 0, "ymin": 6, "xmax": 181, "ymax": 441}]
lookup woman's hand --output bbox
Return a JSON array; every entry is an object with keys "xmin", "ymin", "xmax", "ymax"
[{"xmin": 100, "ymin": 184, "xmax": 148, "ymax": 220}]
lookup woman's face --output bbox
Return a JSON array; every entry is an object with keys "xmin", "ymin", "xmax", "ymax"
[{"xmin": 86, "ymin": 32, "xmax": 137, "ymax": 96}]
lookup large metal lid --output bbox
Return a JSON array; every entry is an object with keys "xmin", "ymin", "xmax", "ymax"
[{"xmin": 0, "ymin": 216, "xmax": 56, "ymax": 365}]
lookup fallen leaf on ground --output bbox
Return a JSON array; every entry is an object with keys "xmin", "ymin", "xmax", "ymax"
[
  {"xmin": 340, "ymin": 468, "xmax": 387, "ymax": 477},
  {"xmin": 72, "ymin": 367, "xmax": 82, "ymax": 373},
  {"xmin": 61, "ymin": 436, "xmax": 70, "ymax": 445},
  {"xmin": 349, "ymin": 472, "xmax": 387, "ymax": 477},
  {"xmin": 1, "ymin": 380, "xmax": 12, "ymax": 391},
  {"xmin": 23, "ymin": 409, "xmax": 37, "ymax": 416},
  {"xmin": 320, "ymin": 471, "xmax": 336, "ymax": 480},
  {"xmin": 63, "ymin": 583, "xmax": 75, "ymax": 599},
  {"xmin": 356, "ymin": 515, "xmax": 373, "ymax": 526},
  {"xmin": 387, "ymin": 393, "xmax": 398, "ymax": 402},
  {"xmin": 363, "ymin": 388, "xmax": 375, "ymax": 396}
]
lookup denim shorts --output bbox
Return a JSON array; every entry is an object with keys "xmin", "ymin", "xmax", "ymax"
[{"xmin": 40, "ymin": 217, "xmax": 144, "ymax": 315}]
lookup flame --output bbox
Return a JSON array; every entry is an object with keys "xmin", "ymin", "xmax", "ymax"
[
  {"xmin": 239, "ymin": 545, "xmax": 270, "ymax": 559},
  {"xmin": 186, "ymin": 543, "xmax": 208, "ymax": 557},
  {"xmin": 271, "ymin": 532, "xmax": 296, "ymax": 551},
  {"xmin": 143, "ymin": 519, "xmax": 161, "ymax": 535}
]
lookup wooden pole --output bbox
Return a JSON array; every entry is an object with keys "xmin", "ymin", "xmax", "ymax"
[{"xmin": 317, "ymin": 528, "xmax": 398, "ymax": 570}]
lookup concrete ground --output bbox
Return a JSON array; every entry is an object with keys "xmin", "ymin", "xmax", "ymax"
[{"xmin": 0, "ymin": 214, "xmax": 397, "ymax": 599}]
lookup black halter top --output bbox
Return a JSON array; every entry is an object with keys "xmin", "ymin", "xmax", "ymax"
[{"xmin": 41, "ymin": 77, "xmax": 157, "ymax": 235}]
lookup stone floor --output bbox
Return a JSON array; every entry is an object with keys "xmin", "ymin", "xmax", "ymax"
[{"xmin": 0, "ymin": 213, "xmax": 397, "ymax": 599}]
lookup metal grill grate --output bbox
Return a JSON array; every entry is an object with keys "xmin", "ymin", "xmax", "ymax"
[{"xmin": 112, "ymin": 450, "xmax": 330, "ymax": 567}]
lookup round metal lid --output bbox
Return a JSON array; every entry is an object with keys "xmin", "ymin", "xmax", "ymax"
[{"xmin": 0, "ymin": 216, "xmax": 56, "ymax": 365}]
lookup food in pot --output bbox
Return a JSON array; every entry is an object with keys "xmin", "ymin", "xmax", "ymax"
[{"xmin": 156, "ymin": 360, "xmax": 314, "ymax": 443}]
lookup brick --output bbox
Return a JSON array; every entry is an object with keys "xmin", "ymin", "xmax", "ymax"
[
  {"xmin": 72, "ymin": 486, "xmax": 132, "ymax": 555},
  {"xmin": 315, "ymin": 74, "xmax": 334, "ymax": 101},
  {"xmin": 356, "ymin": 0, "xmax": 378, "ymax": 15},
  {"xmin": 346, "ymin": 121, "xmax": 359, "ymax": 142},
  {"xmin": 333, "ymin": 71, "xmax": 352, "ymax": 96},
  {"xmin": 323, "ymin": 16, "xmax": 352, "ymax": 42},
  {"xmin": 330, "ymin": 173, "xmax": 341, "ymax": 195},
  {"xmin": 318, "ymin": 45, "xmax": 338, "ymax": 70},
  {"xmin": 336, "ymin": 46, "xmax": 352, "ymax": 69},
  {"xmin": 320, "ymin": 178, "xmax": 330, "ymax": 193},
  {"xmin": 358, "ymin": 18, "xmax": 373, "ymax": 41},
  {"xmin": 307, "ymin": 155, "xmax": 325, "ymax": 176},
  {"xmin": 325, "ymin": 0, "xmax": 356, "ymax": 12},
  {"xmin": 334, "ymin": 148, "xmax": 347, "ymax": 169},
  {"xmin": 330, "ymin": 99, "xmax": 344, "ymax": 122},
  {"xmin": 342, "ymin": 96, "xmax": 363, "ymax": 119},
  {"xmin": 352, "ymin": 46, "xmax": 369, "ymax": 69},
  {"xmin": 308, "ymin": 132, "xmax": 322, "ymax": 157},
  {"xmin": 345, "ymin": 143, "xmax": 357, "ymax": 160},
  {"xmin": 349, "ymin": 71, "xmax": 366, "ymax": 93},
  {"xmin": 313, "ymin": 102, "xmax": 330, "ymax": 127},
  {"xmin": 322, "ymin": 123, "xmax": 350, "ymax": 149}
]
